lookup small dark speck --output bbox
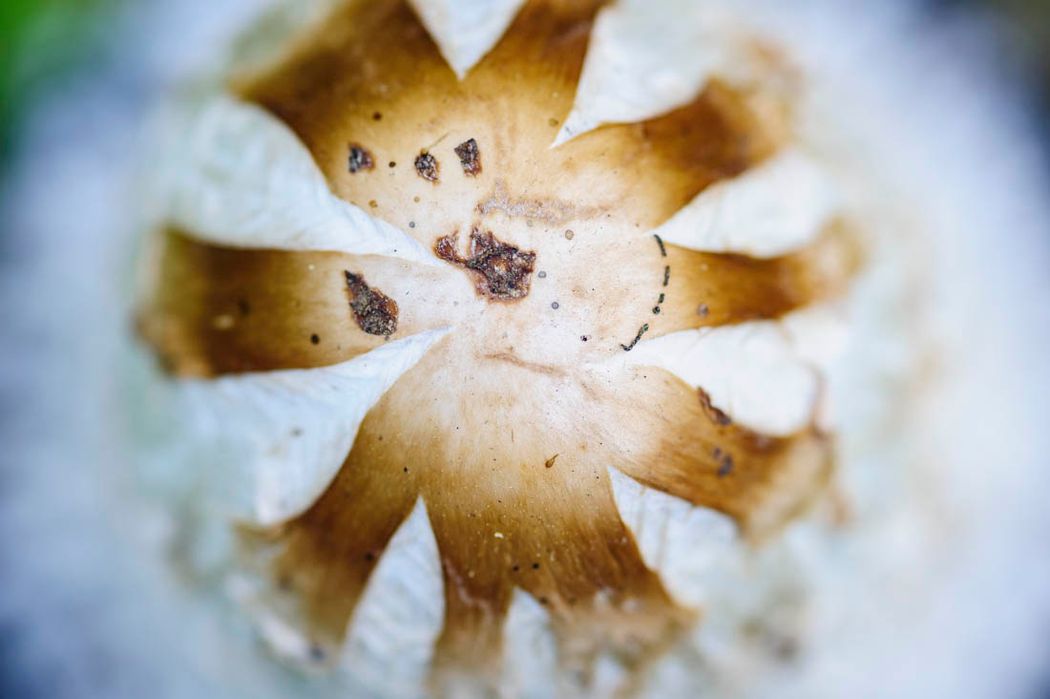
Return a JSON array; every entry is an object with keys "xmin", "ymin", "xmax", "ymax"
[
  {"xmin": 512, "ymin": 565, "xmax": 520, "ymax": 573},
  {"xmin": 532, "ymin": 562, "xmax": 541, "ymax": 570},
  {"xmin": 548, "ymin": 118, "xmax": 559, "ymax": 127},
  {"xmin": 364, "ymin": 552, "xmax": 376, "ymax": 562},
  {"xmin": 564, "ymin": 229, "xmax": 574, "ymax": 240},
  {"xmin": 718, "ymin": 454, "xmax": 734, "ymax": 478},
  {"xmin": 310, "ymin": 334, "xmax": 320, "ymax": 345},
  {"xmin": 537, "ymin": 271, "xmax": 547, "ymax": 279},
  {"xmin": 413, "ymin": 196, "xmax": 420, "ymax": 203},
  {"xmin": 551, "ymin": 301, "xmax": 560, "ymax": 310},
  {"xmin": 291, "ymin": 428, "xmax": 303, "ymax": 437},
  {"xmin": 388, "ymin": 161, "xmax": 397, "ymax": 168},
  {"xmin": 580, "ymin": 335, "xmax": 590, "ymax": 342},
  {"xmin": 697, "ymin": 303, "xmax": 710, "ymax": 317},
  {"xmin": 652, "ymin": 306, "xmax": 661, "ymax": 315},
  {"xmin": 368, "ymin": 199, "xmax": 378, "ymax": 208},
  {"xmin": 539, "ymin": 597, "xmax": 549, "ymax": 606},
  {"xmin": 309, "ymin": 645, "xmax": 326, "ymax": 662},
  {"xmin": 403, "ymin": 467, "xmax": 409, "ymax": 473},
  {"xmin": 372, "ymin": 111, "xmax": 382, "ymax": 121},
  {"xmin": 663, "ymin": 265, "xmax": 671, "ymax": 287}
]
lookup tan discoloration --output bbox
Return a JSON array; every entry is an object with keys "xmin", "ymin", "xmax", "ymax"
[
  {"xmin": 140, "ymin": 0, "xmax": 858, "ymax": 690},
  {"xmin": 243, "ymin": 348, "xmax": 701, "ymax": 690},
  {"xmin": 236, "ymin": 0, "xmax": 778, "ymax": 250},
  {"xmin": 138, "ymin": 230, "xmax": 466, "ymax": 376},
  {"xmin": 657, "ymin": 222, "xmax": 861, "ymax": 336}
]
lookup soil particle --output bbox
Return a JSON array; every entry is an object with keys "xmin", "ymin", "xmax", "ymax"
[
  {"xmin": 347, "ymin": 143, "xmax": 374, "ymax": 173},
  {"xmin": 415, "ymin": 151, "xmax": 439, "ymax": 182}
]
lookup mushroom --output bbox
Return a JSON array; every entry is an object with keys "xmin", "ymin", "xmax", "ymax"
[{"xmin": 122, "ymin": 0, "xmax": 1032, "ymax": 697}]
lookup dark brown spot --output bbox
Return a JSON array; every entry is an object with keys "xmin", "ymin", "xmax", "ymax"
[
  {"xmin": 663, "ymin": 265, "xmax": 671, "ymax": 287},
  {"xmin": 434, "ymin": 228, "xmax": 537, "ymax": 301},
  {"xmin": 453, "ymin": 138, "xmax": 482, "ymax": 176},
  {"xmin": 564, "ymin": 229, "xmax": 574, "ymax": 240},
  {"xmin": 415, "ymin": 151, "xmax": 439, "ymax": 182},
  {"xmin": 347, "ymin": 143, "xmax": 374, "ymax": 173},
  {"xmin": 372, "ymin": 111, "xmax": 382, "ymax": 121},
  {"xmin": 545, "ymin": 454, "xmax": 559, "ymax": 469},
  {"xmin": 310, "ymin": 334, "xmax": 321, "ymax": 345},
  {"xmin": 344, "ymin": 271, "xmax": 399, "ymax": 337},
  {"xmin": 697, "ymin": 303, "xmax": 709, "ymax": 317},
  {"xmin": 388, "ymin": 161, "xmax": 397, "ymax": 168},
  {"xmin": 698, "ymin": 388, "xmax": 733, "ymax": 427},
  {"xmin": 718, "ymin": 453, "xmax": 735, "ymax": 478}
]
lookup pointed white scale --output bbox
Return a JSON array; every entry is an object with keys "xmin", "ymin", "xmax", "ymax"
[
  {"xmin": 608, "ymin": 468, "xmax": 737, "ymax": 610},
  {"xmin": 624, "ymin": 315, "xmax": 831, "ymax": 437},
  {"xmin": 175, "ymin": 328, "xmax": 449, "ymax": 526},
  {"xmin": 340, "ymin": 499, "xmax": 445, "ymax": 696},
  {"xmin": 554, "ymin": 0, "xmax": 747, "ymax": 146},
  {"xmin": 502, "ymin": 589, "xmax": 559, "ymax": 698},
  {"xmin": 159, "ymin": 95, "xmax": 433, "ymax": 263},
  {"xmin": 407, "ymin": 0, "xmax": 526, "ymax": 79},
  {"xmin": 651, "ymin": 149, "xmax": 841, "ymax": 258}
]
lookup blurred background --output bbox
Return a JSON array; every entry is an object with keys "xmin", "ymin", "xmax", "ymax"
[{"xmin": 1, "ymin": 0, "xmax": 1048, "ymax": 697}]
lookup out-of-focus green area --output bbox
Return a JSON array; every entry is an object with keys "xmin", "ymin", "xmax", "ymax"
[{"xmin": 0, "ymin": 0, "xmax": 123, "ymax": 164}]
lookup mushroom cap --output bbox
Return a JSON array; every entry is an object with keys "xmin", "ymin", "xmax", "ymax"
[{"xmin": 103, "ymin": 0, "xmax": 1050, "ymax": 697}]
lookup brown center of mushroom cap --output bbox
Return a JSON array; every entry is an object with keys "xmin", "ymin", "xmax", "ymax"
[{"xmin": 139, "ymin": 0, "xmax": 857, "ymax": 692}]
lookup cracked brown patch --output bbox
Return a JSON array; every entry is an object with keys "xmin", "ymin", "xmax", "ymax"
[
  {"xmin": 414, "ymin": 151, "xmax": 439, "ymax": 182},
  {"xmin": 434, "ymin": 228, "xmax": 536, "ymax": 301},
  {"xmin": 453, "ymin": 138, "xmax": 482, "ymax": 176},
  {"xmin": 344, "ymin": 271, "xmax": 399, "ymax": 337}
]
